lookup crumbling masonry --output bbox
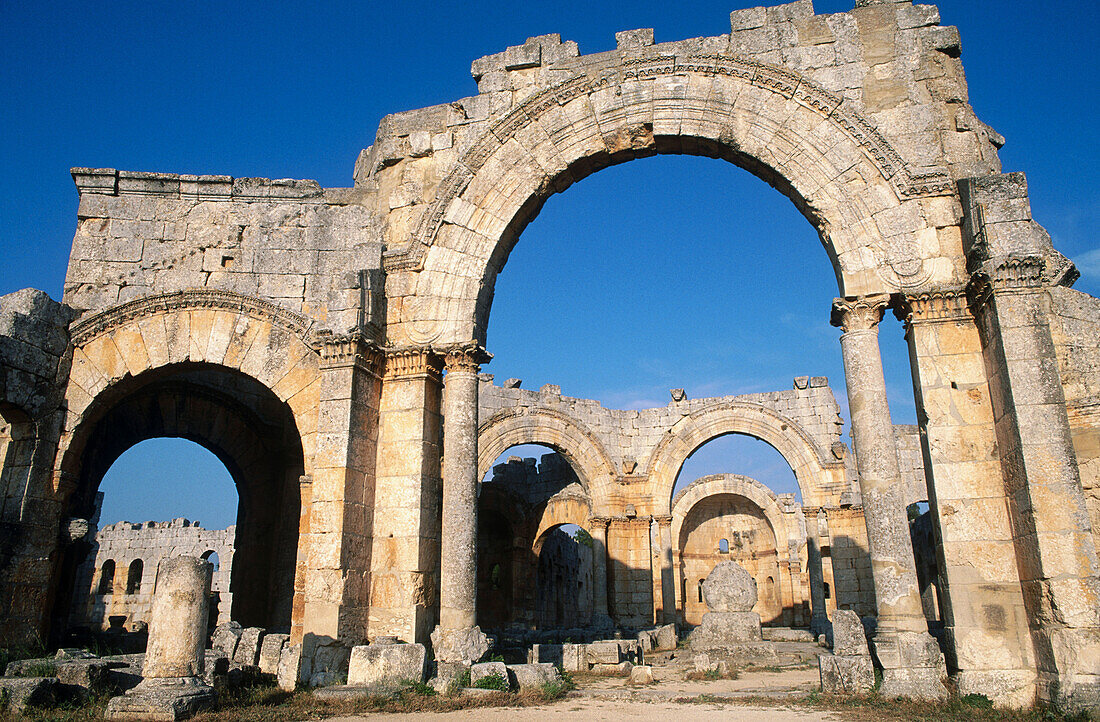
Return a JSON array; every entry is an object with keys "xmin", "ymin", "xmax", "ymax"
[{"xmin": 1, "ymin": 0, "xmax": 1099, "ymax": 710}]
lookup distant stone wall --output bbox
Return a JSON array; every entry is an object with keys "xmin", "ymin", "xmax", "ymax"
[{"xmin": 72, "ymin": 517, "xmax": 235, "ymax": 632}]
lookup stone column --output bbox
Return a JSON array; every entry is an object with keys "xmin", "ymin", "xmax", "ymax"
[
  {"xmin": 898, "ymin": 289, "xmax": 1036, "ymax": 706},
  {"xmin": 431, "ymin": 345, "xmax": 491, "ymax": 664},
  {"xmin": 832, "ymin": 295, "xmax": 947, "ymax": 699},
  {"xmin": 805, "ymin": 508, "xmax": 829, "ymax": 635},
  {"xmin": 588, "ymin": 516, "xmax": 612, "ymax": 628},
  {"xmin": 655, "ymin": 515, "xmax": 676, "ymax": 624},
  {"xmin": 106, "ymin": 557, "xmax": 215, "ymax": 720}
]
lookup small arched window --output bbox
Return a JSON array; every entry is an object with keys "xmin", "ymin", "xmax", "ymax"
[
  {"xmin": 489, "ymin": 562, "xmax": 502, "ymax": 590},
  {"xmin": 126, "ymin": 559, "xmax": 143, "ymax": 594},
  {"xmin": 697, "ymin": 579, "xmax": 705, "ymax": 603},
  {"xmin": 718, "ymin": 538, "xmax": 730, "ymax": 554},
  {"xmin": 98, "ymin": 560, "xmax": 115, "ymax": 595},
  {"xmin": 201, "ymin": 550, "xmax": 220, "ymax": 572}
]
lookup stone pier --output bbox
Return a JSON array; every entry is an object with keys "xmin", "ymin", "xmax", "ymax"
[
  {"xmin": 832, "ymin": 296, "xmax": 947, "ymax": 700},
  {"xmin": 105, "ymin": 557, "xmax": 216, "ymax": 720}
]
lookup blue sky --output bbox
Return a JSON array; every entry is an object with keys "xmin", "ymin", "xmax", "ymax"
[{"xmin": 2, "ymin": 1, "xmax": 1097, "ymax": 528}]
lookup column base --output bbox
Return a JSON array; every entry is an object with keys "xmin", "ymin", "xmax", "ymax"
[
  {"xmin": 871, "ymin": 630, "xmax": 948, "ymax": 700},
  {"xmin": 105, "ymin": 678, "xmax": 215, "ymax": 721},
  {"xmin": 430, "ymin": 625, "xmax": 489, "ymax": 664}
]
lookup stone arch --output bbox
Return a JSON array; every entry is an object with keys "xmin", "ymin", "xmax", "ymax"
[
  {"xmin": 670, "ymin": 473, "xmax": 791, "ymax": 557},
  {"xmin": 384, "ymin": 56, "xmax": 954, "ymax": 346},
  {"xmin": 647, "ymin": 401, "xmax": 843, "ymax": 510},
  {"xmin": 50, "ymin": 290, "xmax": 319, "ymax": 632},
  {"xmin": 532, "ymin": 494, "xmax": 593, "ymax": 557},
  {"xmin": 478, "ymin": 407, "xmax": 616, "ymax": 509},
  {"xmin": 126, "ymin": 559, "xmax": 143, "ymax": 595}
]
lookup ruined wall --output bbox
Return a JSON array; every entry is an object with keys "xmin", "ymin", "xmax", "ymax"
[
  {"xmin": 72, "ymin": 517, "xmax": 235, "ymax": 632},
  {"xmin": 1048, "ymin": 286, "xmax": 1100, "ymax": 557}
]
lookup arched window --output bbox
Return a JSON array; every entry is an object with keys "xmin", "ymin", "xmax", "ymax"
[
  {"xmin": 698, "ymin": 579, "xmax": 704, "ymax": 603},
  {"xmin": 718, "ymin": 538, "xmax": 730, "ymax": 554},
  {"xmin": 201, "ymin": 550, "xmax": 220, "ymax": 572},
  {"xmin": 489, "ymin": 562, "xmax": 502, "ymax": 590},
  {"xmin": 126, "ymin": 559, "xmax": 143, "ymax": 594},
  {"xmin": 98, "ymin": 560, "xmax": 115, "ymax": 595}
]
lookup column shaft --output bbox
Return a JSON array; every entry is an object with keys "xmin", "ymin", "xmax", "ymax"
[
  {"xmin": 589, "ymin": 517, "xmax": 611, "ymax": 622},
  {"xmin": 438, "ymin": 349, "xmax": 485, "ymax": 630}
]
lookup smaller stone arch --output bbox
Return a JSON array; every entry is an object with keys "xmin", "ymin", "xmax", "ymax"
[
  {"xmin": 478, "ymin": 407, "xmax": 616, "ymax": 508},
  {"xmin": 98, "ymin": 559, "xmax": 115, "ymax": 595},
  {"xmin": 671, "ymin": 474, "xmax": 792, "ymax": 555},
  {"xmin": 126, "ymin": 559, "xmax": 143, "ymax": 595},
  {"xmin": 647, "ymin": 401, "xmax": 845, "ymax": 510}
]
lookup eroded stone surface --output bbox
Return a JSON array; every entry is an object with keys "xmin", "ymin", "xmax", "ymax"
[
  {"xmin": 702, "ymin": 562, "xmax": 758, "ymax": 613},
  {"xmin": 346, "ymin": 642, "xmax": 426, "ymax": 686}
]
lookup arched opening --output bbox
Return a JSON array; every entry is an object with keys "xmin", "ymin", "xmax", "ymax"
[
  {"xmin": 51, "ymin": 361, "xmax": 304, "ymax": 644},
  {"xmin": 97, "ymin": 560, "xmax": 115, "ymax": 595},
  {"xmin": 478, "ymin": 444, "xmax": 593, "ymax": 635},
  {"xmin": 678, "ymin": 492, "xmax": 782, "ymax": 626},
  {"xmin": 675, "ymin": 434, "xmax": 803, "ymax": 503},
  {"xmin": 125, "ymin": 559, "xmax": 143, "ymax": 595}
]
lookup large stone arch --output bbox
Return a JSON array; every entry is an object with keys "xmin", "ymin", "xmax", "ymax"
[
  {"xmin": 384, "ymin": 55, "xmax": 956, "ymax": 347},
  {"xmin": 49, "ymin": 289, "xmax": 321, "ymax": 633},
  {"xmin": 646, "ymin": 401, "xmax": 844, "ymax": 510},
  {"xmin": 478, "ymin": 407, "xmax": 616, "ymax": 510}
]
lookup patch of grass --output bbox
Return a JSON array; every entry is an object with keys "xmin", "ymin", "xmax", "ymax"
[
  {"xmin": 685, "ymin": 667, "xmax": 739, "ymax": 681},
  {"xmin": 0, "ymin": 640, "xmax": 49, "ymax": 676},
  {"xmin": 759, "ymin": 690, "xmax": 1095, "ymax": 722},
  {"xmin": 9, "ymin": 661, "xmax": 58, "ymax": 678},
  {"xmin": 472, "ymin": 671, "xmax": 509, "ymax": 691},
  {"xmin": 399, "ymin": 679, "xmax": 436, "ymax": 697}
]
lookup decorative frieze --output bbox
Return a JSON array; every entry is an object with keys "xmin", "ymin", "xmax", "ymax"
[
  {"xmin": 383, "ymin": 347, "xmax": 444, "ymax": 381},
  {"xmin": 317, "ymin": 331, "xmax": 383, "ymax": 376},
  {"xmin": 896, "ymin": 289, "xmax": 971, "ymax": 327}
]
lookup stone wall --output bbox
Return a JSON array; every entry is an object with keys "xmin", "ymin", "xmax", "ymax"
[{"xmin": 71, "ymin": 517, "xmax": 235, "ymax": 632}]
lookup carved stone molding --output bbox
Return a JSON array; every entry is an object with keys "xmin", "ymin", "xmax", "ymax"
[
  {"xmin": 967, "ymin": 255, "xmax": 1047, "ymax": 309},
  {"xmin": 383, "ymin": 347, "xmax": 443, "ymax": 381},
  {"xmin": 652, "ymin": 514, "xmax": 673, "ymax": 526},
  {"xmin": 317, "ymin": 331, "xmax": 383, "ymax": 376},
  {"xmin": 588, "ymin": 516, "xmax": 611, "ymax": 527},
  {"xmin": 443, "ymin": 344, "xmax": 492, "ymax": 375},
  {"xmin": 383, "ymin": 55, "xmax": 951, "ymax": 272},
  {"xmin": 69, "ymin": 288, "xmax": 314, "ymax": 348},
  {"xmin": 831, "ymin": 295, "xmax": 890, "ymax": 334},
  {"xmin": 895, "ymin": 288, "xmax": 971, "ymax": 327}
]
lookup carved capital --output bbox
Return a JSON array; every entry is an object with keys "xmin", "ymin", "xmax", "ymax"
[
  {"xmin": 317, "ymin": 331, "xmax": 383, "ymax": 375},
  {"xmin": 895, "ymin": 288, "xmax": 971, "ymax": 327},
  {"xmin": 967, "ymin": 255, "xmax": 1047, "ymax": 304},
  {"xmin": 652, "ymin": 514, "xmax": 673, "ymax": 526},
  {"xmin": 443, "ymin": 344, "xmax": 492, "ymax": 375},
  {"xmin": 588, "ymin": 516, "xmax": 611, "ymax": 528},
  {"xmin": 383, "ymin": 347, "xmax": 443, "ymax": 381},
  {"xmin": 830, "ymin": 295, "xmax": 889, "ymax": 333}
]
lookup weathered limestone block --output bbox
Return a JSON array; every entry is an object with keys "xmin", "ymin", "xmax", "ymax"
[
  {"xmin": 276, "ymin": 644, "xmax": 302, "ymax": 692},
  {"xmin": 561, "ymin": 643, "xmax": 587, "ymax": 672},
  {"xmin": 56, "ymin": 660, "xmax": 111, "ymax": 694},
  {"xmin": 346, "ymin": 642, "xmax": 427, "ymax": 686},
  {"xmin": 0, "ymin": 677, "xmax": 58, "ymax": 713},
  {"xmin": 430, "ymin": 625, "xmax": 489, "ymax": 664},
  {"xmin": 629, "ymin": 665, "xmax": 655, "ymax": 685},
  {"xmin": 586, "ymin": 640, "xmax": 622, "ymax": 664},
  {"xmin": 211, "ymin": 622, "xmax": 242, "ymax": 658},
  {"xmin": 507, "ymin": 663, "xmax": 561, "ymax": 690},
  {"xmin": 470, "ymin": 661, "xmax": 508, "ymax": 686},
  {"xmin": 762, "ymin": 628, "xmax": 816, "ymax": 642},
  {"xmin": 303, "ymin": 638, "xmax": 351, "ymax": 687},
  {"xmin": 819, "ymin": 654, "xmax": 875, "ymax": 694},
  {"xmin": 106, "ymin": 557, "xmax": 215, "ymax": 721},
  {"xmin": 591, "ymin": 661, "xmax": 633, "ymax": 676},
  {"xmin": 702, "ymin": 561, "xmax": 758, "ymax": 612},
  {"xmin": 637, "ymin": 630, "xmax": 656, "ymax": 652},
  {"xmin": 688, "ymin": 611, "xmax": 764, "ymax": 647},
  {"xmin": 528, "ymin": 643, "xmax": 563, "ymax": 666},
  {"xmin": 232, "ymin": 627, "xmax": 265, "ymax": 668},
  {"xmin": 617, "ymin": 639, "xmax": 644, "ymax": 664},
  {"xmin": 655, "ymin": 623, "xmax": 678, "ymax": 650},
  {"xmin": 818, "ymin": 609, "xmax": 875, "ymax": 694},
  {"xmin": 258, "ymin": 633, "xmax": 289, "ymax": 675}
]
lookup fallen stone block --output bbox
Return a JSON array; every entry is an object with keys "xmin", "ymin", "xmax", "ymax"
[
  {"xmin": 211, "ymin": 621, "xmax": 243, "ymax": 658},
  {"xmin": 506, "ymin": 663, "xmax": 561, "ymax": 690},
  {"xmin": 0, "ymin": 677, "xmax": 58, "ymax": 713},
  {"xmin": 56, "ymin": 659, "xmax": 111, "ymax": 694},
  {"xmin": 232, "ymin": 627, "xmax": 265, "ymax": 667},
  {"xmin": 347, "ymin": 642, "xmax": 426, "ymax": 687},
  {"xmin": 636, "ymin": 630, "xmax": 656, "ymax": 653},
  {"xmin": 276, "ymin": 644, "xmax": 302, "ymax": 692},
  {"xmin": 470, "ymin": 661, "xmax": 509, "ymax": 688},
  {"xmin": 586, "ymin": 640, "xmax": 621, "ymax": 664},
  {"xmin": 819, "ymin": 653, "xmax": 874, "ymax": 694},
  {"xmin": 591, "ymin": 661, "xmax": 633, "ymax": 676},
  {"xmin": 762, "ymin": 627, "xmax": 816, "ymax": 643},
  {"xmin": 105, "ymin": 679, "xmax": 216, "ymax": 721},
  {"xmin": 528, "ymin": 643, "xmax": 563, "ymax": 666},
  {"xmin": 655, "ymin": 623, "xmax": 678, "ymax": 651},
  {"xmin": 628, "ymin": 665, "xmax": 655, "ymax": 685},
  {"xmin": 562, "ymin": 643, "xmax": 587, "ymax": 672},
  {"xmin": 258, "ymin": 633, "xmax": 290, "ymax": 675}
]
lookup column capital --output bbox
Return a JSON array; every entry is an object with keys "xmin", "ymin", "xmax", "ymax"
[
  {"xmin": 893, "ymin": 288, "xmax": 971, "ymax": 327},
  {"xmin": 588, "ymin": 516, "xmax": 611, "ymax": 527},
  {"xmin": 831, "ymin": 294, "xmax": 890, "ymax": 333},
  {"xmin": 317, "ymin": 330, "xmax": 384, "ymax": 375},
  {"xmin": 652, "ymin": 514, "xmax": 673, "ymax": 526},
  {"xmin": 966, "ymin": 255, "xmax": 1049, "ymax": 309},
  {"xmin": 443, "ymin": 344, "xmax": 492, "ymax": 374},
  {"xmin": 383, "ymin": 346, "xmax": 443, "ymax": 381}
]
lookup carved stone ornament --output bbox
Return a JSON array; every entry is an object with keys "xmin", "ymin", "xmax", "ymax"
[
  {"xmin": 443, "ymin": 344, "xmax": 492, "ymax": 374},
  {"xmin": 830, "ymin": 295, "xmax": 889, "ymax": 334}
]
